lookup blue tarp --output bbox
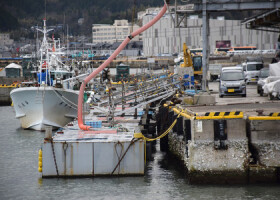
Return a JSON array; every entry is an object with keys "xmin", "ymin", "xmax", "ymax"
[
  {"xmin": 37, "ymin": 70, "xmax": 52, "ymax": 85},
  {"xmin": 185, "ymin": 89, "xmax": 200, "ymax": 96},
  {"xmin": 183, "ymin": 74, "xmax": 195, "ymax": 86}
]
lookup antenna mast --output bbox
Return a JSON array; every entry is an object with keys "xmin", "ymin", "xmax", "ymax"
[{"xmin": 44, "ymin": 0, "xmax": 47, "ymax": 20}]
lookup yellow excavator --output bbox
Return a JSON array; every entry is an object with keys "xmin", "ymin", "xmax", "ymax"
[
  {"xmin": 181, "ymin": 43, "xmax": 193, "ymax": 67},
  {"xmin": 181, "ymin": 43, "xmax": 203, "ymax": 81}
]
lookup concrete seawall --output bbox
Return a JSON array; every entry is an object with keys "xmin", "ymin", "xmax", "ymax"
[
  {"xmin": 157, "ymin": 106, "xmax": 280, "ymax": 184},
  {"xmin": 0, "ymin": 77, "xmax": 23, "ymax": 105},
  {"xmin": 0, "ymin": 87, "xmax": 14, "ymax": 105}
]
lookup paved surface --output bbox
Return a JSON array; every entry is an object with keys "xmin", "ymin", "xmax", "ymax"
[{"xmin": 187, "ymin": 81, "xmax": 280, "ymax": 116}]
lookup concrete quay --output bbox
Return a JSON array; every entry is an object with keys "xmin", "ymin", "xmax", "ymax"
[
  {"xmin": 156, "ymin": 82, "xmax": 280, "ymax": 184},
  {"xmin": 0, "ymin": 77, "xmax": 23, "ymax": 105}
]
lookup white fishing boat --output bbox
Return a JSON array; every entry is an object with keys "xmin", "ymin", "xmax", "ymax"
[{"xmin": 10, "ymin": 19, "xmax": 80, "ymax": 131}]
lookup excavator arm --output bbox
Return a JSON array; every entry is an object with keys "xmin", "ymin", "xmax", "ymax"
[{"xmin": 181, "ymin": 43, "xmax": 193, "ymax": 68}]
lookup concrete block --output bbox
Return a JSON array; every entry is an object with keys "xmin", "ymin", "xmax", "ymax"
[
  {"xmin": 168, "ymin": 118, "xmax": 252, "ymax": 183},
  {"xmin": 250, "ymin": 120, "xmax": 280, "ymax": 167},
  {"xmin": 191, "ymin": 119, "xmax": 246, "ymax": 141},
  {"xmin": 191, "ymin": 119, "xmax": 214, "ymax": 141},
  {"xmin": 188, "ymin": 140, "xmax": 249, "ymax": 172},
  {"xmin": 193, "ymin": 92, "xmax": 215, "ymax": 105},
  {"xmin": 227, "ymin": 119, "xmax": 247, "ymax": 140},
  {"xmin": 183, "ymin": 96, "xmax": 194, "ymax": 105},
  {"xmin": 251, "ymin": 120, "xmax": 280, "ymax": 138}
]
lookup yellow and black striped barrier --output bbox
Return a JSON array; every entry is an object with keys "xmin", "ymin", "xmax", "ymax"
[
  {"xmin": 269, "ymin": 112, "xmax": 280, "ymax": 117},
  {"xmin": 195, "ymin": 111, "xmax": 243, "ymax": 120},
  {"xmin": 249, "ymin": 112, "xmax": 280, "ymax": 120},
  {"xmin": 163, "ymin": 101, "xmax": 279, "ymax": 121},
  {"xmin": 0, "ymin": 83, "xmax": 20, "ymax": 88}
]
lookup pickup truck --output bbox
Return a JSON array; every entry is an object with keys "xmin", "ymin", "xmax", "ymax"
[{"xmin": 208, "ymin": 64, "xmax": 222, "ymax": 81}]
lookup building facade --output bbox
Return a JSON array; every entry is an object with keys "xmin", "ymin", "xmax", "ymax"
[
  {"xmin": 142, "ymin": 10, "xmax": 279, "ymax": 56},
  {"xmin": 0, "ymin": 33, "xmax": 14, "ymax": 46},
  {"xmin": 92, "ymin": 20, "xmax": 141, "ymax": 44}
]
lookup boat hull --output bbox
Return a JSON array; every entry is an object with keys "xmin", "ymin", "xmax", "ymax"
[{"xmin": 10, "ymin": 86, "xmax": 79, "ymax": 131}]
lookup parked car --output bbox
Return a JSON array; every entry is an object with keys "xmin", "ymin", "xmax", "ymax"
[
  {"xmin": 219, "ymin": 67, "xmax": 246, "ymax": 98},
  {"xmin": 257, "ymin": 67, "xmax": 269, "ymax": 96}
]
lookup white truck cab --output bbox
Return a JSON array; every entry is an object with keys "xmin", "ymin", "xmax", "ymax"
[{"xmin": 242, "ymin": 57, "xmax": 264, "ymax": 84}]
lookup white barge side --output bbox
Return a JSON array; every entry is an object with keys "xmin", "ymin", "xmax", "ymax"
[{"xmin": 40, "ymin": 115, "xmax": 145, "ymax": 177}]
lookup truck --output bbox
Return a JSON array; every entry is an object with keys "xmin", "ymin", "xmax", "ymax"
[
  {"xmin": 208, "ymin": 64, "xmax": 222, "ymax": 81},
  {"xmin": 116, "ymin": 64, "xmax": 130, "ymax": 82},
  {"xmin": 242, "ymin": 57, "xmax": 264, "ymax": 84}
]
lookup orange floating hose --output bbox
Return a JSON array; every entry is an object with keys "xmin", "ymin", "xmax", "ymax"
[{"xmin": 78, "ymin": 3, "xmax": 168, "ymax": 130}]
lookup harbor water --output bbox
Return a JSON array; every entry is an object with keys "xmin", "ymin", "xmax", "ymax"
[{"xmin": 0, "ymin": 106, "xmax": 279, "ymax": 200}]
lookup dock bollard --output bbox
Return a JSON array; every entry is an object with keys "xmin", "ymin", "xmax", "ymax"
[{"xmin": 45, "ymin": 126, "xmax": 53, "ymax": 139}]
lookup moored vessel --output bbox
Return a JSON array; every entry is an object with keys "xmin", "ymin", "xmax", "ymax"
[{"xmin": 10, "ymin": 19, "xmax": 79, "ymax": 131}]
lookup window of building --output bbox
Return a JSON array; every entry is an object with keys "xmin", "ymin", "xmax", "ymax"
[
  {"xmin": 155, "ymin": 29, "xmax": 158, "ymax": 38},
  {"xmin": 266, "ymin": 34, "xmax": 270, "ymax": 43}
]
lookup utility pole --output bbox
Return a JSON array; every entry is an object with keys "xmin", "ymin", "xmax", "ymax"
[
  {"xmin": 174, "ymin": 0, "xmax": 178, "ymax": 53},
  {"xmin": 202, "ymin": 0, "xmax": 209, "ymax": 91},
  {"xmin": 66, "ymin": 25, "xmax": 69, "ymax": 57}
]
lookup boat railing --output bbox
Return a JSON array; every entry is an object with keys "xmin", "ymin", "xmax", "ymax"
[{"xmin": 62, "ymin": 73, "xmax": 89, "ymax": 84}]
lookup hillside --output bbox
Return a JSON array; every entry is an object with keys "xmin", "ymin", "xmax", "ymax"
[
  {"xmin": 0, "ymin": 0, "xmax": 162, "ymax": 38},
  {"xmin": 1, "ymin": 0, "xmax": 262, "ymax": 41}
]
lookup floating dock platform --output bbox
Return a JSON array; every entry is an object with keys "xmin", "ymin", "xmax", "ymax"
[{"xmin": 40, "ymin": 114, "xmax": 145, "ymax": 177}]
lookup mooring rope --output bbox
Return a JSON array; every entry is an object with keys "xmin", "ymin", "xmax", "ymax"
[{"xmin": 50, "ymin": 138, "xmax": 59, "ymax": 176}]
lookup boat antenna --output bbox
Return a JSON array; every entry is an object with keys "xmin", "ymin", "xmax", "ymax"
[{"xmin": 44, "ymin": 0, "xmax": 47, "ymax": 20}]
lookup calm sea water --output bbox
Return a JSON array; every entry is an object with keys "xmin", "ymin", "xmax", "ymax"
[{"xmin": 0, "ymin": 106, "xmax": 279, "ymax": 200}]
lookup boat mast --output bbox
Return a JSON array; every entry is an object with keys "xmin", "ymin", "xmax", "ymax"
[{"xmin": 36, "ymin": 19, "xmax": 53, "ymax": 84}]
